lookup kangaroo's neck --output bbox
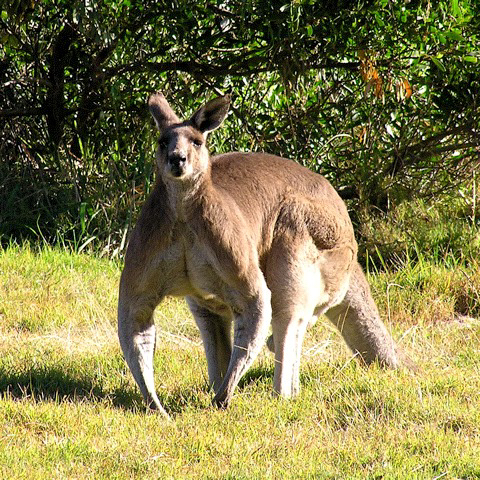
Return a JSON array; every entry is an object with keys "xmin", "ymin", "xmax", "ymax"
[{"xmin": 164, "ymin": 170, "xmax": 214, "ymax": 222}]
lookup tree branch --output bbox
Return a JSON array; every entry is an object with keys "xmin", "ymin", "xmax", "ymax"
[
  {"xmin": 0, "ymin": 107, "xmax": 47, "ymax": 118},
  {"xmin": 106, "ymin": 56, "xmax": 359, "ymax": 80}
]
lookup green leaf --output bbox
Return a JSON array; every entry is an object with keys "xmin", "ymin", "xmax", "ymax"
[
  {"xmin": 451, "ymin": 0, "xmax": 460, "ymax": 17},
  {"xmin": 431, "ymin": 56, "xmax": 446, "ymax": 71},
  {"xmin": 446, "ymin": 30, "xmax": 464, "ymax": 42},
  {"xmin": 375, "ymin": 12, "xmax": 385, "ymax": 27},
  {"xmin": 306, "ymin": 25, "xmax": 313, "ymax": 36},
  {"xmin": 464, "ymin": 55, "xmax": 478, "ymax": 63}
]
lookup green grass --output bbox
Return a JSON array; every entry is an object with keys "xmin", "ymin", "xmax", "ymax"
[{"xmin": 1, "ymin": 245, "xmax": 479, "ymax": 478}]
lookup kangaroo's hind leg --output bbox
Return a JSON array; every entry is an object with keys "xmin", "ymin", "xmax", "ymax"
[
  {"xmin": 325, "ymin": 262, "xmax": 399, "ymax": 367},
  {"xmin": 186, "ymin": 297, "xmax": 233, "ymax": 392},
  {"xmin": 270, "ymin": 306, "xmax": 311, "ymax": 398},
  {"xmin": 267, "ymin": 239, "xmax": 327, "ymax": 398},
  {"xmin": 211, "ymin": 275, "xmax": 272, "ymax": 409}
]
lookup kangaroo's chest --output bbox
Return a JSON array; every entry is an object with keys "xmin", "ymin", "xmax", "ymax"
[
  {"xmin": 183, "ymin": 235, "xmax": 226, "ymax": 299},
  {"xmin": 163, "ymin": 226, "xmax": 229, "ymax": 311}
]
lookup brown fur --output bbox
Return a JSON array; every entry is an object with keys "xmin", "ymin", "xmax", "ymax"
[{"xmin": 118, "ymin": 93, "xmax": 403, "ymax": 416}]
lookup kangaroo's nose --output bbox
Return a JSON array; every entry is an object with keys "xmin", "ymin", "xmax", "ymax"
[{"xmin": 168, "ymin": 153, "xmax": 187, "ymax": 177}]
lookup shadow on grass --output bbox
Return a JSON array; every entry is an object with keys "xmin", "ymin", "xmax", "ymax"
[
  {"xmin": 0, "ymin": 361, "xmax": 276, "ymax": 416},
  {"xmin": 159, "ymin": 364, "xmax": 275, "ymax": 415},
  {"xmin": 238, "ymin": 363, "xmax": 274, "ymax": 389},
  {"xmin": 0, "ymin": 364, "xmax": 144, "ymax": 411}
]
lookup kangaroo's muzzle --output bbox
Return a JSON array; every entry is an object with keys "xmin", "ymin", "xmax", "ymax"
[{"xmin": 168, "ymin": 153, "xmax": 187, "ymax": 177}]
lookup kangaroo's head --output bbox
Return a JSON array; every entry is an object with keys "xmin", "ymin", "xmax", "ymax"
[{"xmin": 148, "ymin": 93, "xmax": 231, "ymax": 182}]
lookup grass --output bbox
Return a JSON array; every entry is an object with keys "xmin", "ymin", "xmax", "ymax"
[{"xmin": 0, "ymin": 245, "xmax": 479, "ymax": 478}]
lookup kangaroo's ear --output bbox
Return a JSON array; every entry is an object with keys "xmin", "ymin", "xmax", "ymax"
[
  {"xmin": 190, "ymin": 95, "xmax": 231, "ymax": 134},
  {"xmin": 148, "ymin": 92, "xmax": 180, "ymax": 131}
]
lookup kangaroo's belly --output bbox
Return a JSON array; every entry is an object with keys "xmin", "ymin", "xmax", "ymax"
[
  {"xmin": 185, "ymin": 246, "xmax": 230, "ymax": 302},
  {"xmin": 160, "ymin": 236, "xmax": 231, "ymax": 314}
]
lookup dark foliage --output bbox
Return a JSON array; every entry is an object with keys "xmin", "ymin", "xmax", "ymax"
[{"xmin": 1, "ymin": 0, "xmax": 478, "ymax": 260}]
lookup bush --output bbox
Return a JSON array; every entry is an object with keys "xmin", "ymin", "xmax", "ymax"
[
  {"xmin": 1, "ymin": 1, "xmax": 478, "ymax": 258},
  {"xmin": 360, "ymin": 188, "xmax": 480, "ymax": 268}
]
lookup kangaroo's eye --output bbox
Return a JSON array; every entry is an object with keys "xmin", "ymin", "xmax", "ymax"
[
  {"xmin": 192, "ymin": 139, "xmax": 202, "ymax": 148},
  {"xmin": 158, "ymin": 138, "xmax": 168, "ymax": 150}
]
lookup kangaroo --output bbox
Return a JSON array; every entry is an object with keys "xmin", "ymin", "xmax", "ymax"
[{"xmin": 118, "ymin": 92, "xmax": 401, "ymax": 417}]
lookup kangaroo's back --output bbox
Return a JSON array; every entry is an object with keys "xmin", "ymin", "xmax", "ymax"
[{"xmin": 211, "ymin": 152, "xmax": 343, "ymax": 207}]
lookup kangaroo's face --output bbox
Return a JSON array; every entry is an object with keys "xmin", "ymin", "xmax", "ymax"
[
  {"xmin": 148, "ymin": 92, "xmax": 231, "ymax": 182},
  {"xmin": 156, "ymin": 124, "xmax": 208, "ymax": 181}
]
